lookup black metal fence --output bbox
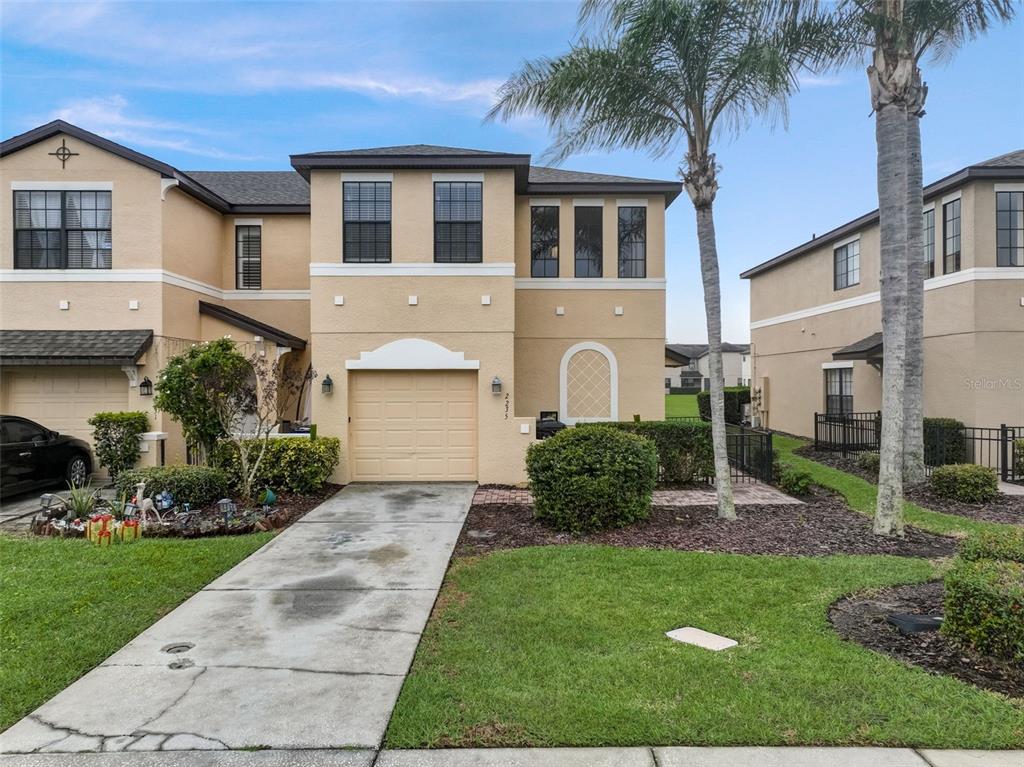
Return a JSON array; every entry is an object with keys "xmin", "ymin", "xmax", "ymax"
[
  {"xmin": 814, "ymin": 411, "xmax": 881, "ymax": 456},
  {"xmin": 666, "ymin": 416, "xmax": 773, "ymax": 484}
]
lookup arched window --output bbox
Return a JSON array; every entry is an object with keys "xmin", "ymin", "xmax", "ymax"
[{"xmin": 559, "ymin": 342, "xmax": 618, "ymax": 424}]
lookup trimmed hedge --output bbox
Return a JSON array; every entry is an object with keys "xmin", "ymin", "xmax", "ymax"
[
  {"xmin": 116, "ymin": 465, "xmax": 230, "ymax": 507},
  {"xmin": 942, "ymin": 557, "xmax": 1024, "ymax": 663},
  {"xmin": 929, "ymin": 464, "xmax": 999, "ymax": 503},
  {"xmin": 582, "ymin": 421, "xmax": 713, "ymax": 484},
  {"xmin": 87, "ymin": 411, "xmax": 150, "ymax": 478},
  {"xmin": 697, "ymin": 386, "xmax": 750, "ymax": 424},
  {"xmin": 923, "ymin": 417, "xmax": 967, "ymax": 466},
  {"xmin": 1014, "ymin": 438, "xmax": 1024, "ymax": 480},
  {"xmin": 960, "ymin": 528, "xmax": 1024, "ymax": 564},
  {"xmin": 212, "ymin": 437, "xmax": 340, "ymax": 494},
  {"xmin": 526, "ymin": 425, "xmax": 657, "ymax": 533},
  {"xmin": 856, "ymin": 451, "xmax": 880, "ymax": 475}
]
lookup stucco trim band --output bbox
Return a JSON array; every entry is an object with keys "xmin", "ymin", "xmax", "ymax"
[
  {"xmin": 310, "ymin": 262, "xmax": 515, "ymax": 277},
  {"xmin": 514, "ymin": 278, "xmax": 666, "ymax": 290}
]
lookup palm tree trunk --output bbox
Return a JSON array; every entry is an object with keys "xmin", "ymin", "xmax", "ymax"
[
  {"xmin": 873, "ymin": 97, "xmax": 909, "ymax": 537},
  {"xmin": 903, "ymin": 76, "xmax": 927, "ymax": 486},
  {"xmin": 694, "ymin": 203, "xmax": 736, "ymax": 520}
]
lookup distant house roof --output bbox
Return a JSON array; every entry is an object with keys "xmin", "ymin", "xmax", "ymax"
[
  {"xmin": 740, "ymin": 149, "xmax": 1024, "ymax": 279},
  {"xmin": 0, "ymin": 329, "xmax": 153, "ymax": 366},
  {"xmin": 832, "ymin": 332, "xmax": 883, "ymax": 361},
  {"xmin": 198, "ymin": 302, "xmax": 307, "ymax": 350},
  {"xmin": 666, "ymin": 343, "xmax": 750, "ymax": 362}
]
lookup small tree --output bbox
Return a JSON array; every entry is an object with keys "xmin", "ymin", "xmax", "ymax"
[{"xmin": 88, "ymin": 411, "xmax": 150, "ymax": 479}]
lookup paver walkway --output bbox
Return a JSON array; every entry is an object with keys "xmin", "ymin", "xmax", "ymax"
[
  {"xmin": 0, "ymin": 483, "xmax": 475, "ymax": 755},
  {"xmin": 473, "ymin": 483, "xmax": 802, "ymax": 506}
]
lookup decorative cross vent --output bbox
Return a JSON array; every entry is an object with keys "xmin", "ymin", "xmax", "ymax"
[{"xmin": 48, "ymin": 138, "xmax": 79, "ymax": 168}]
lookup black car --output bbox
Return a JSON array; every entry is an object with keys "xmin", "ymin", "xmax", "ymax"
[{"xmin": 0, "ymin": 416, "xmax": 93, "ymax": 496}]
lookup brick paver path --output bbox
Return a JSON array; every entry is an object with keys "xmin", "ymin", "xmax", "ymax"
[{"xmin": 474, "ymin": 484, "xmax": 801, "ymax": 507}]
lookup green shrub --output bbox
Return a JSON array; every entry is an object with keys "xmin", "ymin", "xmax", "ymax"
[
  {"xmin": 526, "ymin": 426, "xmax": 657, "ymax": 533},
  {"xmin": 87, "ymin": 411, "xmax": 150, "ymax": 478},
  {"xmin": 1014, "ymin": 438, "xmax": 1024, "ymax": 480},
  {"xmin": 929, "ymin": 464, "xmax": 999, "ymax": 503},
  {"xmin": 582, "ymin": 421, "xmax": 713, "ymax": 484},
  {"xmin": 960, "ymin": 528, "xmax": 1024, "ymax": 564},
  {"xmin": 777, "ymin": 464, "xmax": 813, "ymax": 496},
  {"xmin": 942, "ymin": 557, "xmax": 1024, "ymax": 662},
  {"xmin": 923, "ymin": 417, "xmax": 966, "ymax": 466},
  {"xmin": 856, "ymin": 451, "xmax": 880, "ymax": 475},
  {"xmin": 697, "ymin": 386, "xmax": 751, "ymax": 424},
  {"xmin": 116, "ymin": 465, "xmax": 230, "ymax": 506},
  {"xmin": 212, "ymin": 437, "xmax": 340, "ymax": 494}
]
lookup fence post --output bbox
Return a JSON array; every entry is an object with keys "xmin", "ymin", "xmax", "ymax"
[
  {"xmin": 1000, "ymin": 424, "xmax": 1009, "ymax": 481},
  {"xmin": 767, "ymin": 430, "xmax": 774, "ymax": 483},
  {"xmin": 813, "ymin": 413, "xmax": 819, "ymax": 450}
]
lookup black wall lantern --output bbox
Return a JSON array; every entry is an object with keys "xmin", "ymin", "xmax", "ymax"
[
  {"xmin": 139, "ymin": 377, "xmax": 153, "ymax": 396},
  {"xmin": 322, "ymin": 374, "xmax": 334, "ymax": 395},
  {"xmin": 491, "ymin": 376, "xmax": 502, "ymax": 395}
]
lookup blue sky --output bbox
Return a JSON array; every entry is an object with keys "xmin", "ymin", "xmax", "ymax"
[{"xmin": 3, "ymin": 1, "xmax": 1022, "ymax": 342}]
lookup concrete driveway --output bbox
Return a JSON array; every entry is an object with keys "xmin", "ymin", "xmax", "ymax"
[{"xmin": 0, "ymin": 483, "xmax": 474, "ymax": 754}]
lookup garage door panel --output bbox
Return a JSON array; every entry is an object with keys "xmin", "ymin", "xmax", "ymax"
[
  {"xmin": 349, "ymin": 371, "xmax": 477, "ymax": 481},
  {"xmin": 5, "ymin": 367, "xmax": 129, "ymax": 444}
]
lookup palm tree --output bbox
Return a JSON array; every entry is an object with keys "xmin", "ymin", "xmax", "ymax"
[
  {"xmin": 815, "ymin": 0, "xmax": 1016, "ymax": 533},
  {"xmin": 488, "ymin": 0, "xmax": 827, "ymax": 519}
]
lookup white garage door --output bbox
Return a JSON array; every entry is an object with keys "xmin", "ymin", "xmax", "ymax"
[
  {"xmin": 349, "ymin": 371, "xmax": 477, "ymax": 481},
  {"xmin": 2, "ymin": 366, "xmax": 129, "ymax": 444}
]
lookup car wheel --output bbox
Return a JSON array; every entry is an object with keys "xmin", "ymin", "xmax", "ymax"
[{"xmin": 66, "ymin": 454, "xmax": 89, "ymax": 488}]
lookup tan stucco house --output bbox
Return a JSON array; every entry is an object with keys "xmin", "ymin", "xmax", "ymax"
[
  {"xmin": 741, "ymin": 150, "xmax": 1024, "ymax": 436},
  {"xmin": 0, "ymin": 120, "xmax": 679, "ymax": 484}
]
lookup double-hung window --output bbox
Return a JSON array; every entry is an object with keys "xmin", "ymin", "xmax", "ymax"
[
  {"xmin": 14, "ymin": 190, "xmax": 112, "ymax": 269},
  {"xmin": 434, "ymin": 181, "xmax": 482, "ymax": 263},
  {"xmin": 235, "ymin": 225, "xmax": 262, "ymax": 290},
  {"xmin": 617, "ymin": 206, "xmax": 646, "ymax": 278},
  {"xmin": 996, "ymin": 190, "xmax": 1023, "ymax": 267},
  {"xmin": 943, "ymin": 198, "xmax": 961, "ymax": 273},
  {"xmin": 923, "ymin": 208, "xmax": 935, "ymax": 278},
  {"xmin": 344, "ymin": 182, "xmax": 391, "ymax": 263},
  {"xmin": 574, "ymin": 206, "xmax": 602, "ymax": 277},
  {"xmin": 530, "ymin": 206, "xmax": 559, "ymax": 277},
  {"xmin": 833, "ymin": 239, "xmax": 860, "ymax": 290},
  {"xmin": 825, "ymin": 368, "xmax": 853, "ymax": 415}
]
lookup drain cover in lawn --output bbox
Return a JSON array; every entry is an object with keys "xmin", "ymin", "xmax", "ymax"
[
  {"xmin": 666, "ymin": 626, "xmax": 737, "ymax": 651},
  {"xmin": 886, "ymin": 613, "xmax": 943, "ymax": 635}
]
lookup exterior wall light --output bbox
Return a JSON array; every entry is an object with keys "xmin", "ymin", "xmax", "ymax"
[
  {"xmin": 139, "ymin": 377, "xmax": 153, "ymax": 396},
  {"xmin": 491, "ymin": 376, "xmax": 503, "ymax": 394},
  {"xmin": 322, "ymin": 374, "xmax": 334, "ymax": 395}
]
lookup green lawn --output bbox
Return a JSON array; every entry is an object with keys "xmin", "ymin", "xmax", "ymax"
[
  {"xmin": 775, "ymin": 435, "xmax": 1015, "ymax": 537},
  {"xmin": 0, "ymin": 533, "xmax": 271, "ymax": 731},
  {"xmin": 665, "ymin": 393, "xmax": 700, "ymax": 419},
  {"xmin": 387, "ymin": 547, "xmax": 1024, "ymax": 748}
]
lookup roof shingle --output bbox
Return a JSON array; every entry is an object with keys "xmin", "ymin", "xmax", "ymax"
[
  {"xmin": 0, "ymin": 330, "xmax": 153, "ymax": 366},
  {"xmin": 184, "ymin": 171, "xmax": 309, "ymax": 206}
]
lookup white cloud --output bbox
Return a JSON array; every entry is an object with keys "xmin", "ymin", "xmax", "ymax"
[
  {"xmin": 238, "ymin": 70, "xmax": 503, "ymax": 105},
  {"xmin": 797, "ymin": 74, "xmax": 844, "ymax": 88}
]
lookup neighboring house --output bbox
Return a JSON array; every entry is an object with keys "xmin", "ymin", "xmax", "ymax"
[
  {"xmin": 0, "ymin": 120, "xmax": 679, "ymax": 484},
  {"xmin": 664, "ymin": 343, "xmax": 750, "ymax": 391},
  {"xmin": 741, "ymin": 149, "xmax": 1024, "ymax": 435}
]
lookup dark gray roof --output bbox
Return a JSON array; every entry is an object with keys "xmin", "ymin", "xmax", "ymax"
[
  {"xmin": 299, "ymin": 144, "xmax": 513, "ymax": 158},
  {"xmin": 529, "ymin": 165, "xmax": 672, "ymax": 185},
  {"xmin": 741, "ymin": 148, "xmax": 1024, "ymax": 279},
  {"xmin": 0, "ymin": 329, "xmax": 153, "ymax": 366},
  {"xmin": 198, "ymin": 302, "xmax": 306, "ymax": 350},
  {"xmin": 184, "ymin": 171, "xmax": 309, "ymax": 207},
  {"xmin": 667, "ymin": 343, "xmax": 750, "ymax": 361},
  {"xmin": 833, "ymin": 332, "xmax": 883, "ymax": 360}
]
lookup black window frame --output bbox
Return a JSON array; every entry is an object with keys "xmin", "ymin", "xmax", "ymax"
[
  {"xmin": 434, "ymin": 181, "xmax": 482, "ymax": 264},
  {"xmin": 574, "ymin": 205, "xmax": 603, "ymax": 278},
  {"xmin": 617, "ymin": 206, "xmax": 646, "ymax": 278},
  {"xmin": 923, "ymin": 207, "xmax": 935, "ymax": 278},
  {"xmin": 943, "ymin": 198, "xmax": 961, "ymax": 274},
  {"xmin": 13, "ymin": 189, "xmax": 112, "ymax": 269},
  {"xmin": 996, "ymin": 190, "xmax": 1024, "ymax": 267},
  {"xmin": 343, "ymin": 181, "xmax": 392, "ymax": 263},
  {"xmin": 825, "ymin": 367, "xmax": 853, "ymax": 415},
  {"xmin": 530, "ymin": 205, "xmax": 559, "ymax": 278},
  {"xmin": 833, "ymin": 239, "xmax": 860, "ymax": 290},
  {"xmin": 235, "ymin": 224, "xmax": 262, "ymax": 290}
]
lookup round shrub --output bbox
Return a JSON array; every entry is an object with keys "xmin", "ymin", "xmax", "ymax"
[
  {"xmin": 960, "ymin": 528, "xmax": 1024, "ymax": 564},
  {"xmin": 580, "ymin": 421, "xmax": 713, "ymax": 484},
  {"xmin": 929, "ymin": 464, "xmax": 999, "ymax": 503},
  {"xmin": 115, "ymin": 465, "xmax": 230, "ymax": 507},
  {"xmin": 88, "ymin": 411, "xmax": 150, "ymax": 478},
  {"xmin": 856, "ymin": 451, "xmax": 880, "ymax": 476},
  {"xmin": 777, "ymin": 464, "xmax": 813, "ymax": 496},
  {"xmin": 942, "ymin": 557, "xmax": 1024, "ymax": 663},
  {"xmin": 212, "ymin": 437, "xmax": 340, "ymax": 494},
  {"xmin": 526, "ymin": 426, "xmax": 657, "ymax": 533}
]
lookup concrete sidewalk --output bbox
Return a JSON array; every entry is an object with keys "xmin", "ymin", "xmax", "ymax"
[
  {"xmin": 2, "ymin": 747, "xmax": 1022, "ymax": 766},
  {"xmin": 0, "ymin": 483, "xmax": 475, "ymax": 755}
]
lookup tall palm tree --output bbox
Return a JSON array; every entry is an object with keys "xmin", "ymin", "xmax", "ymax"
[{"xmin": 488, "ymin": 0, "xmax": 826, "ymax": 520}]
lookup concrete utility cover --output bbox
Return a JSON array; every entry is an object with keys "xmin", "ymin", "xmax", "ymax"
[{"xmin": 666, "ymin": 627, "xmax": 738, "ymax": 651}]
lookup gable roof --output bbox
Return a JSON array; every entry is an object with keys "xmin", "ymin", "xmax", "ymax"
[
  {"xmin": 740, "ymin": 149, "xmax": 1024, "ymax": 279},
  {"xmin": 666, "ymin": 343, "xmax": 750, "ymax": 361},
  {"xmin": 297, "ymin": 144, "xmax": 514, "ymax": 158},
  {"xmin": 0, "ymin": 329, "xmax": 153, "ymax": 366},
  {"xmin": 184, "ymin": 171, "xmax": 309, "ymax": 208},
  {"xmin": 198, "ymin": 302, "xmax": 307, "ymax": 350}
]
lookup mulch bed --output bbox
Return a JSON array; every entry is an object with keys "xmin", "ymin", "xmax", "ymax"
[
  {"xmin": 904, "ymin": 485, "xmax": 1024, "ymax": 526},
  {"xmin": 830, "ymin": 581, "xmax": 1024, "ymax": 698},
  {"xmin": 459, "ymin": 487, "xmax": 958, "ymax": 558}
]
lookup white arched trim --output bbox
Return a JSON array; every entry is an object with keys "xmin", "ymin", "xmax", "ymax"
[
  {"xmin": 559, "ymin": 341, "xmax": 618, "ymax": 425},
  {"xmin": 345, "ymin": 338, "xmax": 480, "ymax": 370}
]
